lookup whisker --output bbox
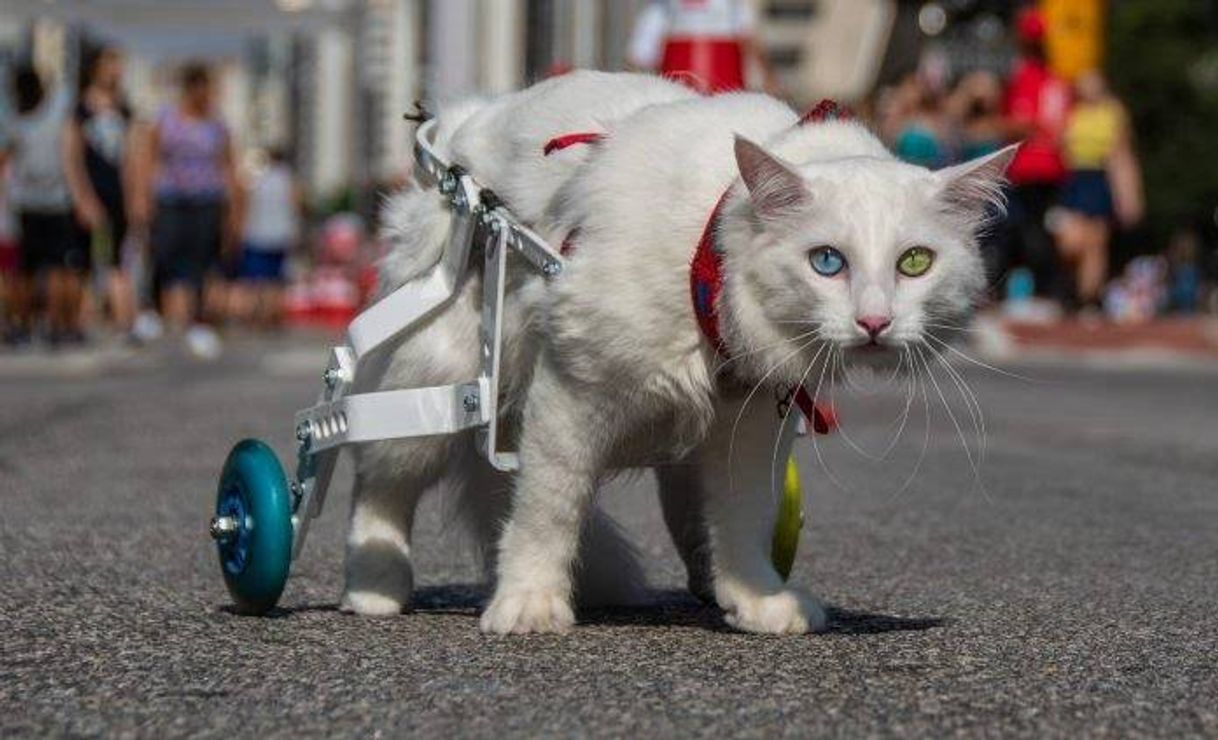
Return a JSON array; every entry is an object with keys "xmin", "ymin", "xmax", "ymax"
[
  {"xmin": 916, "ymin": 344, "xmax": 991, "ymax": 503},
  {"xmin": 809, "ymin": 341, "xmax": 852, "ymax": 495},
  {"xmin": 727, "ymin": 334, "xmax": 823, "ymax": 496},
  {"xmin": 713, "ymin": 327, "xmax": 821, "ymax": 377},
  {"xmin": 828, "ymin": 349, "xmax": 885, "ymax": 463},
  {"xmin": 767, "ymin": 342, "xmax": 829, "ymax": 505},
  {"xmin": 879, "ymin": 347, "xmax": 917, "ymax": 460},
  {"xmin": 922, "ymin": 332, "xmax": 1043, "ymax": 383},
  {"xmin": 925, "ymin": 341, "xmax": 988, "ymax": 469},
  {"xmin": 886, "ymin": 351, "xmax": 932, "ymax": 504}
]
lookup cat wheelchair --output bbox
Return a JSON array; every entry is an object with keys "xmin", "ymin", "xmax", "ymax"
[{"xmin": 208, "ymin": 119, "xmax": 809, "ymax": 615}]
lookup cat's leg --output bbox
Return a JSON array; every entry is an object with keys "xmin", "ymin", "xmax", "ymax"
[
  {"xmin": 451, "ymin": 431, "xmax": 644, "ymax": 608},
  {"xmin": 480, "ymin": 359, "xmax": 608, "ymax": 634},
  {"xmin": 700, "ymin": 398, "xmax": 827, "ymax": 634},
  {"xmin": 341, "ymin": 278, "xmax": 484, "ymax": 615},
  {"xmin": 655, "ymin": 464, "xmax": 715, "ymax": 603},
  {"xmin": 448, "ymin": 444, "xmax": 514, "ymax": 583},
  {"xmin": 341, "ymin": 433, "xmax": 463, "ymax": 615}
]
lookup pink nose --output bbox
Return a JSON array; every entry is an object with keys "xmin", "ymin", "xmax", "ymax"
[{"xmin": 856, "ymin": 315, "xmax": 892, "ymax": 340}]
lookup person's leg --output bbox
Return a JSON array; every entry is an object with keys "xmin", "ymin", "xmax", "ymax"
[
  {"xmin": 263, "ymin": 282, "xmax": 285, "ymax": 329},
  {"xmin": 62, "ymin": 268, "xmax": 84, "ymax": 336},
  {"xmin": 258, "ymin": 251, "xmax": 287, "ymax": 329},
  {"xmin": 197, "ymin": 202, "xmax": 227, "ymax": 326},
  {"xmin": 45, "ymin": 268, "xmax": 69, "ymax": 336},
  {"xmin": 6, "ymin": 256, "xmax": 34, "ymax": 340},
  {"xmin": 153, "ymin": 202, "xmax": 198, "ymax": 332},
  {"xmin": 1077, "ymin": 218, "xmax": 1110, "ymax": 306},
  {"xmin": 107, "ymin": 214, "xmax": 135, "ymax": 331},
  {"xmin": 161, "ymin": 283, "xmax": 195, "ymax": 331},
  {"xmin": 107, "ymin": 269, "xmax": 136, "ymax": 330},
  {"xmin": 14, "ymin": 213, "xmax": 45, "ymax": 338},
  {"xmin": 1023, "ymin": 184, "xmax": 1065, "ymax": 300}
]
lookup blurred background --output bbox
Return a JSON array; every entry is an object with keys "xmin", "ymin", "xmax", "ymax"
[{"xmin": 0, "ymin": 0, "xmax": 1216, "ymax": 360}]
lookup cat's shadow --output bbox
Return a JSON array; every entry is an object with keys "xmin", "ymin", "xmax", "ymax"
[{"xmin": 264, "ymin": 585, "xmax": 945, "ymax": 636}]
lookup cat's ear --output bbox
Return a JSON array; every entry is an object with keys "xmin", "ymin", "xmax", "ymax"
[
  {"xmin": 935, "ymin": 143, "xmax": 1020, "ymax": 218},
  {"xmin": 734, "ymin": 135, "xmax": 811, "ymax": 222}
]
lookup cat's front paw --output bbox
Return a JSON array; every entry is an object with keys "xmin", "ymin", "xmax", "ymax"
[
  {"xmin": 721, "ymin": 588, "xmax": 827, "ymax": 635},
  {"xmin": 340, "ymin": 590, "xmax": 405, "ymax": 616},
  {"xmin": 480, "ymin": 588, "xmax": 575, "ymax": 634}
]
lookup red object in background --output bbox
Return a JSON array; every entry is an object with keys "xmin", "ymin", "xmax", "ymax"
[
  {"xmin": 1016, "ymin": 6, "xmax": 1048, "ymax": 42},
  {"xmin": 285, "ymin": 214, "xmax": 366, "ymax": 328},
  {"xmin": 660, "ymin": 37, "xmax": 745, "ymax": 94},
  {"xmin": 0, "ymin": 240, "xmax": 17, "ymax": 277},
  {"xmin": 1005, "ymin": 6, "xmax": 1070, "ymax": 185},
  {"xmin": 1004, "ymin": 58, "xmax": 1071, "ymax": 185}
]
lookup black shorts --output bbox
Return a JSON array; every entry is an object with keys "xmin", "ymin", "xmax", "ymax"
[
  {"xmin": 152, "ymin": 199, "xmax": 223, "ymax": 290},
  {"xmin": 18, "ymin": 211, "xmax": 85, "ymax": 275},
  {"xmin": 76, "ymin": 200, "xmax": 129, "ymax": 269}
]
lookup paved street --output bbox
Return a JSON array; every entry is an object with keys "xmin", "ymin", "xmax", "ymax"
[{"xmin": 2, "ymin": 333, "xmax": 1216, "ymax": 737}]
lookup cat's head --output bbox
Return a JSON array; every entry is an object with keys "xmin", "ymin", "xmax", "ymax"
[{"xmin": 717, "ymin": 132, "xmax": 1017, "ymax": 386}]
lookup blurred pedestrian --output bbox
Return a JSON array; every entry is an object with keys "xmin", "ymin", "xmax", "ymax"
[
  {"xmin": 893, "ymin": 79, "xmax": 947, "ymax": 169},
  {"xmin": 63, "ymin": 44, "xmax": 138, "ymax": 335},
  {"xmin": 233, "ymin": 146, "xmax": 301, "ymax": 330},
  {"xmin": 950, "ymin": 70, "xmax": 1006, "ymax": 161},
  {"xmin": 1056, "ymin": 71, "xmax": 1141, "ymax": 312},
  {"xmin": 0, "ymin": 65, "xmax": 83, "ymax": 347},
  {"xmin": 999, "ymin": 7, "xmax": 1071, "ymax": 300},
  {"xmin": 138, "ymin": 62, "xmax": 240, "ymax": 358},
  {"xmin": 627, "ymin": 0, "xmax": 779, "ymax": 95},
  {"xmin": 947, "ymin": 70, "xmax": 1008, "ymax": 290}
]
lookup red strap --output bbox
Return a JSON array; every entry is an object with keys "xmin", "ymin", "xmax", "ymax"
[
  {"xmin": 689, "ymin": 192, "xmax": 731, "ymax": 355},
  {"xmin": 798, "ymin": 99, "xmax": 854, "ymax": 126},
  {"xmin": 689, "ymin": 192, "xmax": 834, "ymax": 435},
  {"xmin": 794, "ymin": 387, "xmax": 836, "ymax": 434},
  {"xmin": 543, "ymin": 132, "xmax": 605, "ymax": 156}
]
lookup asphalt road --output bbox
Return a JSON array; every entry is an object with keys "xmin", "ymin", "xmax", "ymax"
[{"xmin": 2, "ymin": 334, "xmax": 1216, "ymax": 737}]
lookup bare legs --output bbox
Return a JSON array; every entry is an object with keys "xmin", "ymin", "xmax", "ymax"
[
  {"xmin": 46, "ymin": 268, "xmax": 84, "ymax": 337},
  {"xmin": 1057, "ymin": 212, "xmax": 1110, "ymax": 307}
]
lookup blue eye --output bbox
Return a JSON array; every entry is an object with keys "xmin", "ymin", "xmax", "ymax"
[{"xmin": 809, "ymin": 246, "xmax": 846, "ymax": 277}]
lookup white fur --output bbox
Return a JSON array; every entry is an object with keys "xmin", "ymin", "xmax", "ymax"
[{"xmin": 346, "ymin": 72, "xmax": 1013, "ymax": 634}]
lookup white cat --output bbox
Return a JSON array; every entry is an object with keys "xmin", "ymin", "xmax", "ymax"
[{"xmin": 344, "ymin": 71, "xmax": 1015, "ymax": 635}]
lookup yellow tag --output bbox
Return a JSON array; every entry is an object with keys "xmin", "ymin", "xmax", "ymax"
[{"xmin": 771, "ymin": 455, "xmax": 804, "ymax": 580}]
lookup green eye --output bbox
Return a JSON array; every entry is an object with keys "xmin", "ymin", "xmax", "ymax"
[{"xmin": 897, "ymin": 246, "xmax": 935, "ymax": 277}]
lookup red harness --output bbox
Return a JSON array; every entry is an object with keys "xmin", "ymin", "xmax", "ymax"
[{"xmin": 542, "ymin": 100, "xmax": 851, "ymax": 433}]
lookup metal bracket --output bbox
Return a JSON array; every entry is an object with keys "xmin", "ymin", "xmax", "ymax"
[
  {"xmin": 288, "ymin": 117, "xmax": 570, "ymax": 557},
  {"xmin": 475, "ymin": 224, "xmax": 518, "ymax": 471}
]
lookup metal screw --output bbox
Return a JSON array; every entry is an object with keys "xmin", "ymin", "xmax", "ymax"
[
  {"xmin": 209, "ymin": 515, "xmax": 239, "ymax": 541},
  {"xmin": 323, "ymin": 368, "xmax": 340, "ymax": 388},
  {"xmin": 439, "ymin": 172, "xmax": 455, "ymax": 194},
  {"xmin": 296, "ymin": 421, "xmax": 312, "ymax": 441},
  {"xmin": 462, "ymin": 394, "xmax": 479, "ymax": 413},
  {"xmin": 543, "ymin": 261, "xmax": 562, "ymax": 277}
]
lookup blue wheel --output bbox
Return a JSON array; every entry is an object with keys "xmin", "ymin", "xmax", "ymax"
[{"xmin": 212, "ymin": 439, "xmax": 293, "ymax": 615}]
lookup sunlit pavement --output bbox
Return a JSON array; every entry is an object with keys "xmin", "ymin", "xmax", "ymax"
[{"xmin": 2, "ymin": 330, "xmax": 1216, "ymax": 736}]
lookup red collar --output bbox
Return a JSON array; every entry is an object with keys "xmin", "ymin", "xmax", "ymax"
[
  {"xmin": 688, "ymin": 189, "xmax": 834, "ymax": 434},
  {"xmin": 688, "ymin": 99, "xmax": 850, "ymax": 434},
  {"xmin": 541, "ymin": 100, "xmax": 850, "ymax": 433}
]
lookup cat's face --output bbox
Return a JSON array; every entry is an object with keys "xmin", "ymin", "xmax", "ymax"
[{"xmin": 719, "ymin": 136, "xmax": 1017, "ymax": 386}]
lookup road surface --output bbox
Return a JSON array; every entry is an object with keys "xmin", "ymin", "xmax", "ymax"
[{"xmin": 2, "ymin": 334, "xmax": 1215, "ymax": 737}]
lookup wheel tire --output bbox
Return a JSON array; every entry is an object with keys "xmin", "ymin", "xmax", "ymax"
[
  {"xmin": 215, "ymin": 439, "xmax": 293, "ymax": 615},
  {"xmin": 771, "ymin": 455, "xmax": 804, "ymax": 581}
]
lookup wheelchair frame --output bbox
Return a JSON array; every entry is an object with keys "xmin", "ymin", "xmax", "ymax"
[{"xmin": 209, "ymin": 120, "xmax": 805, "ymax": 615}]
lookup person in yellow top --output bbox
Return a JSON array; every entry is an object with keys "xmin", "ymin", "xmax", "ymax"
[{"xmin": 1056, "ymin": 71, "xmax": 1143, "ymax": 312}]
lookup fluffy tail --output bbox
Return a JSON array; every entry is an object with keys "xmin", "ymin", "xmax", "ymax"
[{"xmin": 377, "ymin": 97, "xmax": 489, "ymax": 295}]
